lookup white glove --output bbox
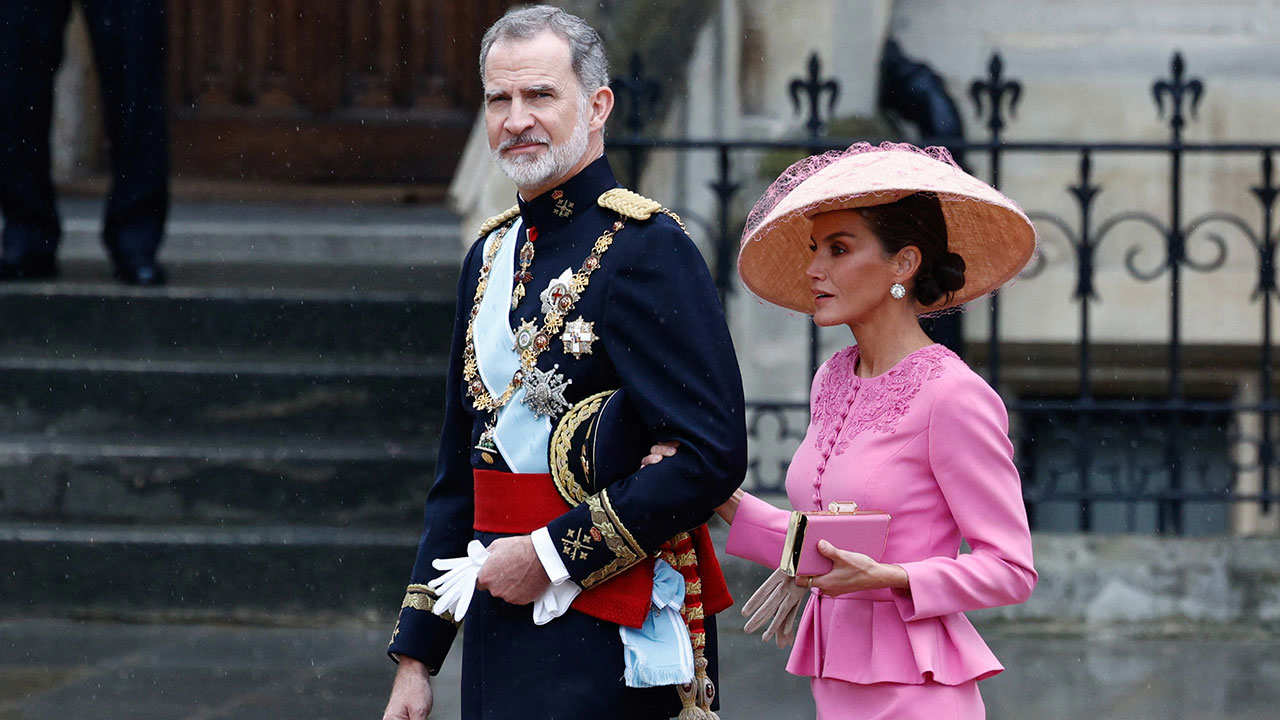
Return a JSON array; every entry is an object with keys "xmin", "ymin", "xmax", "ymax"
[
  {"xmin": 741, "ymin": 568, "xmax": 809, "ymax": 649},
  {"xmin": 428, "ymin": 539, "xmax": 582, "ymax": 625},
  {"xmin": 428, "ymin": 540, "xmax": 489, "ymax": 621}
]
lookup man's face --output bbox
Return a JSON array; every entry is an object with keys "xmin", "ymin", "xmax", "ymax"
[{"xmin": 483, "ymin": 31, "xmax": 592, "ymax": 193}]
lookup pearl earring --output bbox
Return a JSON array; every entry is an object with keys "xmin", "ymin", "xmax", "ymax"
[{"xmin": 890, "ymin": 282, "xmax": 906, "ymax": 300}]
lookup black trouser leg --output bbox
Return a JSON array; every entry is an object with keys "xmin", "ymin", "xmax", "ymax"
[
  {"xmin": 80, "ymin": 0, "xmax": 169, "ymax": 269},
  {"xmin": 0, "ymin": 0, "xmax": 72, "ymax": 264}
]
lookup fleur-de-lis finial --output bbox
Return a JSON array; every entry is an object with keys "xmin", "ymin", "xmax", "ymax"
[
  {"xmin": 969, "ymin": 52, "xmax": 1022, "ymax": 138},
  {"xmin": 609, "ymin": 52, "xmax": 661, "ymax": 136},
  {"xmin": 789, "ymin": 52, "xmax": 840, "ymax": 138},
  {"xmin": 1152, "ymin": 51, "xmax": 1204, "ymax": 135}
]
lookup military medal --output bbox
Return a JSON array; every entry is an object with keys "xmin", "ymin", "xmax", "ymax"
[
  {"xmin": 540, "ymin": 268, "xmax": 579, "ymax": 315},
  {"xmin": 560, "ymin": 317, "xmax": 598, "ymax": 359},
  {"xmin": 511, "ymin": 226, "xmax": 537, "ymax": 310},
  {"xmin": 521, "ymin": 363, "xmax": 572, "ymax": 418},
  {"xmin": 461, "ymin": 215, "xmax": 625, "ymax": 416},
  {"xmin": 513, "ymin": 318, "xmax": 537, "ymax": 352},
  {"xmin": 477, "ymin": 420, "xmax": 498, "ymax": 453}
]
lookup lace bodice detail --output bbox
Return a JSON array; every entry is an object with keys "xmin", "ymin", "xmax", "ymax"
[
  {"xmin": 812, "ymin": 344, "xmax": 952, "ymax": 453},
  {"xmin": 804, "ymin": 344, "xmax": 951, "ymax": 507}
]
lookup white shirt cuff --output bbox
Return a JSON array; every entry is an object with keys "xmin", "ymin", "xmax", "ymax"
[{"xmin": 531, "ymin": 526, "xmax": 572, "ymax": 585}]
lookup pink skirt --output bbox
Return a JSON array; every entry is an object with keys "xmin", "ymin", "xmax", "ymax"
[{"xmin": 811, "ymin": 677, "xmax": 985, "ymax": 720}]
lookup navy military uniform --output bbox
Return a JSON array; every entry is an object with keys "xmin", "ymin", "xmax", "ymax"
[{"xmin": 389, "ymin": 156, "xmax": 747, "ymax": 718}]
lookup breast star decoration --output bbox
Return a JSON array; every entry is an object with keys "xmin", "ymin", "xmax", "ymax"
[
  {"xmin": 540, "ymin": 267, "xmax": 579, "ymax": 316},
  {"xmin": 521, "ymin": 363, "xmax": 573, "ymax": 419},
  {"xmin": 560, "ymin": 317, "xmax": 598, "ymax": 359}
]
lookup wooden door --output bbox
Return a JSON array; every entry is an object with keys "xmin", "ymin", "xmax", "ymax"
[{"xmin": 168, "ymin": 0, "xmax": 512, "ymax": 184}]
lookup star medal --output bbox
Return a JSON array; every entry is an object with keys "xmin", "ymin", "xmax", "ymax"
[
  {"xmin": 512, "ymin": 226, "xmax": 537, "ymax": 310},
  {"xmin": 540, "ymin": 267, "xmax": 580, "ymax": 315},
  {"xmin": 521, "ymin": 363, "xmax": 572, "ymax": 419},
  {"xmin": 560, "ymin": 317, "xmax": 598, "ymax": 359},
  {"xmin": 513, "ymin": 318, "xmax": 538, "ymax": 352}
]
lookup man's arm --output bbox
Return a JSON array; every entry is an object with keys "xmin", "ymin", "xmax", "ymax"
[
  {"xmin": 386, "ymin": 240, "xmax": 485, "ymax": 670},
  {"xmin": 545, "ymin": 214, "xmax": 748, "ymax": 587}
]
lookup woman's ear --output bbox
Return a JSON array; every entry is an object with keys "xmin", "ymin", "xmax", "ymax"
[{"xmin": 894, "ymin": 245, "xmax": 922, "ymax": 280}]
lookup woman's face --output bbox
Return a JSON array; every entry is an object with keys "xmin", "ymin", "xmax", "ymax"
[{"xmin": 805, "ymin": 209, "xmax": 904, "ymax": 327}]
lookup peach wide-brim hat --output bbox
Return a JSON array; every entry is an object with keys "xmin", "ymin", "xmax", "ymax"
[{"xmin": 737, "ymin": 142, "xmax": 1036, "ymax": 315}]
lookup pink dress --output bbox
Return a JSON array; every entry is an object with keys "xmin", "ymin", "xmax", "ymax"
[{"xmin": 726, "ymin": 344, "xmax": 1036, "ymax": 719}]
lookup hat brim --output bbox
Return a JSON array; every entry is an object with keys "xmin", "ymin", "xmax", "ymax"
[{"xmin": 738, "ymin": 150, "xmax": 1037, "ymax": 315}]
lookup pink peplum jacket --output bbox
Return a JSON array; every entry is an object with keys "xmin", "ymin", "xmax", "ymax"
[{"xmin": 726, "ymin": 343, "xmax": 1037, "ymax": 686}]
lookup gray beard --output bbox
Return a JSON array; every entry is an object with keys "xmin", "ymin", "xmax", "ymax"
[{"xmin": 493, "ymin": 111, "xmax": 591, "ymax": 192}]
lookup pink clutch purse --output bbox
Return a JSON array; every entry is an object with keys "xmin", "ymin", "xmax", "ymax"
[{"xmin": 779, "ymin": 501, "xmax": 891, "ymax": 577}]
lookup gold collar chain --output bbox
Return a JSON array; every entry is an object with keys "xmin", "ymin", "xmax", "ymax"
[{"xmin": 462, "ymin": 217, "xmax": 625, "ymax": 414}]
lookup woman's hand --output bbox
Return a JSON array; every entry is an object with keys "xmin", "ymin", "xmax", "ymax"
[
  {"xmin": 796, "ymin": 539, "xmax": 910, "ymax": 595},
  {"xmin": 639, "ymin": 441, "xmax": 679, "ymax": 468},
  {"xmin": 714, "ymin": 488, "xmax": 743, "ymax": 524},
  {"xmin": 639, "ymin": 443, "xmax": 741, "ymax": 524}
]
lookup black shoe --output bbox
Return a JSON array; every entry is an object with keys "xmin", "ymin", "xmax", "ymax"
[
  {"xmin": 114, "ymin": 262, "xmax": 167, "ymax": 286},
  {"xmin": 0, "ymin": 254, "xmax": 59, "ymax": 281}
]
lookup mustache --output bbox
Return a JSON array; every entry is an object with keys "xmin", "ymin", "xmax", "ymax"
[{"xmin": 498, "ymin": 133, "xmax": 551, "ymax": 152}]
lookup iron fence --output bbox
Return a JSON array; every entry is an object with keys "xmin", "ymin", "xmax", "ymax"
[{"xmin": 605, "ymin": 50, "xmax": 1280, "ymax": 534}]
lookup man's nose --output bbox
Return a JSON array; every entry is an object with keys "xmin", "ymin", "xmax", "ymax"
[{"xmin": 504, "ymin": 98, "xmax": 535, "ymax": 135}]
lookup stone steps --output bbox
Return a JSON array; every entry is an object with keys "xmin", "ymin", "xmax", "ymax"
[{"xmin": 2, "ymin": 198, "xmax": 463, "ymax": 613}]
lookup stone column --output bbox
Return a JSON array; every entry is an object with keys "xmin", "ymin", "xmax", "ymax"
[{"xmin": 52, "ymin": 6, "xmax": 104, "ymax": 184}]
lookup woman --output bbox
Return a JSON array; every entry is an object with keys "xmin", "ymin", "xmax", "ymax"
[{"xmin": 645, "ymin": 142, "xmax": 1037, "ymax": 719}]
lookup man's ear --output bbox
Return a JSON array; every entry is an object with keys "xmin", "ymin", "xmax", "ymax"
[{"xmin": 588, "ymin": 85, "xmax": 614, "ymax": 132}]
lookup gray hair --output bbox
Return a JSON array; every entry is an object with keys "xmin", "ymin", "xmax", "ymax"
[{"xmin": 479, "ymin": 5, "xmax": 610, "ymax": 97}]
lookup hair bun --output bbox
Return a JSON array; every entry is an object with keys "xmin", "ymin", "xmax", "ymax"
[{"xmin": 936, "ymin": 251, "xmax": 966, "ymax": 293}]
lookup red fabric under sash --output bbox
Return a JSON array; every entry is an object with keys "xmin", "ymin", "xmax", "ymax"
[{"xmin": 472, "ymin": 469, "xmax": 733, "ymax": 628}]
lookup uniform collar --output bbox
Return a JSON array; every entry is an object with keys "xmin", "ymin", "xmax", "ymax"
[{"xmin": 517, "ymin": 155, "xmax": 618, "ymax": 232}]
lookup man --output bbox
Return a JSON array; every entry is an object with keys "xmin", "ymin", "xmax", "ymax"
[
  {"xmin": 0, "ymin": 0, "xmax": 168, "ymax": 284},
  {"xmin": 382, "ymin": 6, "xmax": 746, "ymax": 719}
]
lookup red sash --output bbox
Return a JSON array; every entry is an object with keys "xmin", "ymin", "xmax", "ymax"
[{"xmin": 473, "ymin": 469, "xmax": 732, "ymax": 627}]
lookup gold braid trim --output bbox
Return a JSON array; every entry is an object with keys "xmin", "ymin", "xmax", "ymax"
[
  {"xmin": 598, "ymin": 187, "xmax": 661, "ymax": 220},
  {"xmin": 400, "ymin": 583, "xmax": 457, "ymax": 624},
  {"xmin": 549, "ymin": 390, "xmax": 613, "ymax": 505},
  {"xmin": 580, "ymin": 489, "xmax": 645, "ymax": 588},
  {"xmin": 476, "ymin": 205, "xmax": 520, "ymax": 238},
  {"xmin": 659, "ymin": 208, "xmax": 691, "ymax": 236}
]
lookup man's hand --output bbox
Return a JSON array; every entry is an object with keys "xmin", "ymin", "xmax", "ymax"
[
  {"xmin": 476, "ymin": 535, "xmax": 550, "ymax": 605},
  {"xmin": 383, "ymin": 656, "xmax": 433, "ymax": 720}
]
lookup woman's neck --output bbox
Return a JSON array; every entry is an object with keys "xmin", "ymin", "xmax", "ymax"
[{"xmin": 847, "ymin": 306, "xmax": 935, "ymax": 378}]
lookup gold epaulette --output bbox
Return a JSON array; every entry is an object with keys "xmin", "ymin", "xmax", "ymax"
[
  {"xmin": 598, "ymin": 188, "xmax": 661, "ymax": 221},
  {"xmin": 476, "ymin": 205, "xmax": 520, "ymax": 237}
]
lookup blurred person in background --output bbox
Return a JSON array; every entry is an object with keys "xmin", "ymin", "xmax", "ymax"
[{"xmin": 0, "ymin": 0, "xmax": 168, "ymax": 285}]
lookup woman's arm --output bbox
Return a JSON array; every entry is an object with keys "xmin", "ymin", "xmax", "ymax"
[{"xmin": 892, "ymin": 375, "xmax": 1037, "ymax": 620}]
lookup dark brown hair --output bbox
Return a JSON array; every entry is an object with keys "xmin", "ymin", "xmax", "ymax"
[{"xmin": 856, "ymin": 191, "xmax": 965, "ymax": 306}]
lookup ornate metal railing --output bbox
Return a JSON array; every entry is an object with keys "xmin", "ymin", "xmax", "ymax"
[{"xmin": 605, "ymin": 50, "xmax": 1280, "ymax": 534}]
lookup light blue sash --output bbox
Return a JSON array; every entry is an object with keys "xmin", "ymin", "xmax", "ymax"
[
  {"xmin": 473, "ymin": 218, "xmax": 552, "ymax": 474},
  {"xmin": 620, "ymin": 559, "xmax": 695, "ymax": 687}
]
